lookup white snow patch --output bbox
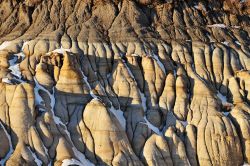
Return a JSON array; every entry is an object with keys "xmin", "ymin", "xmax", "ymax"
[
  {"xmin": 8, "ymin": 52, "xmax": 25, "ymax": 80},
  {"xmin": 152, "ymin": 53, "xmax": 166, "ymax": 74},
  {"xmin": 8, "ymin": 56, "xmax": 18, "ymax": 66},
  {"xmin": 124, "ymin": 63, "xmax": 135, "ymax": 80},
  {"xmin": 80, "ymin": 71, "xmax": 99, "ymax": 99},
  {"xmin": 27, "ymin": 147, "xmax": 42, "ymax": 166},
  {"xmin": 222, "ymin": 112, "xmax": 230, "ymax": 116},
  {"xmin": 110, "ymin": 106, "xmax": 126, "ymax": 130},
  {"xmin": 194, "ymin": 4, "xmax": 206, "ymax": 11},
  {"xmin": 34, "ymin": 78, "xmax": 62, "ymax": 125},
  {"xmin": 122, "ymin": 58, "xmax": 162, "ymax": 135},
  {"xmin": 0, "ymin": 121, "xmax": 14, "ymax": 165},
  {"xmin": 51, "ymin": 46, "xmax": 71, "ymax": 54},
  {"xmin": 0, "ymin": 41, "xmax": 12, "ymax": 50},
  {"xmin": 143, "ymin": 117, "xmax": 162, "ymax": 136},
  {"xmin": 187, "ymin": 158, "xmax": 191, "ymax": 166},
  {"xmin": 9, "ymin": 64, "xmax": 22, "ymax": 79},
  {"xmin": 207, "ymin": 24, "xmax": 227, "ymax": 28},
  {"xmin": 2, "ymin": 77, "xmax": 12, "ymax": 84},
  {"xmin": 122, "ymin": 60, "xmax": 146, "ymax": 112},
  {"xmin": 173, "ymin": 69, "xmax": 177, "ymax": 78},
  {"xmin": 71, "ymin": 147, "xmax": 94, "ymax": 166},
  {"xmin": 62, "ymin": 156, "xmax": 94, "ymax": 166},
  {"xmin": 232, "ymin": 26, "xmax": 241, "ymax": 29},
  {"xmin": 34, "ymin": 77, "xmax": 94, "ymax": 166},
  {"xmin": 34, "ymin": 87, "xmax": 44, "ymax": 105},
  {"xmin": 62, "ymin": 159, "xmax": 83, "ymax": 166},
  {"xmin": 179, "ymin": 120, "xmax": 188, "ymax": 127},
  {"xmin": 194, "ymin": 5, "xmax": 199, "ymax": 9},
  {"xmin": 107, "ymin": 73, "xmax": 111, "ymax": 78},
  {"xmin": 217, "ymin": 92, "xmax": 227, "ymax": 105},
  {"xmin": 139, "ymin": 91, "xmax": 147, "ymax": 112},
  {"xmin": 34, "ymin": 85, "xmax": 45, "ymax": 111},
  {"xmin": 0, "ymin": 39, "xmax": 25, "ymax": 54},
  {"xmin": 222, "ymin": 41, "xmax": 229, "ymax": 46},
  {"xmin": 235, "ymin": 41, "xmax": 241, "ymax": 46},
  {"xmin": 3, "ymin": 43, "xmax": 27, "ymax": 84},
  {"xmin": 144, "ymin": 45, "xmax": 166, "ymax": 74},
  {"xmin": 139, "ymin": 90, "xmax": 161, "ymax": 135},
  {"xmin": 16, "ymin": 52, "xmax": 26, "ymax": 59},
  {"xmin": 131, "ymin": 53, "xmax": 139, "ymax": 57},
  {"xmin": 162, "ymin": 43, "xmax": 170, "ymax": 53}
]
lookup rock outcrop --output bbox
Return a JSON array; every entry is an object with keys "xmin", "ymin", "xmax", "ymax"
[{"xmin": 0, "ymin": 0, "xmax": 249, "ymax": 165}]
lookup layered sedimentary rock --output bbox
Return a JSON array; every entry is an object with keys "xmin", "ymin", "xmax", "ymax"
[{"xmin": 0, "ymin": 0, "xmax": 250, "ymax": 166}]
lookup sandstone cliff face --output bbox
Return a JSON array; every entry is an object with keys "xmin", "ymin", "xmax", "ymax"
[{"xmin": 0, "ymin": 0, "xmax": 250, "ymax": 166}]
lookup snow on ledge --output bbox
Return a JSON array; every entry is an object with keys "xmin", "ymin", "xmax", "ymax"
[
  {"xmin": 2, "ymin": 77, "xmax": 12, "ymax": 84},
  {"xmin": 143, "ymin": 117, "xmax": 162, "ymax": 136},
  {"xmin": 0, "ymin": 41, "xmax": 12, "ymax": 50},
  {"xmin": 179, "ymin": 120, "xmax": 188, "ymax": 127},
  {"xmin": 207, "ymin": 24, "xmax": 227, "ymax": 28},
  {"xmin": 217, "ymin": 92, "xmax": 227, "ymax": 105},
  {"xmin": 110, "ymin": 106, "xmax": 126, "ymax": 130},
  {"xmin": 62, "ymin": 159, "xmax": 83, "ymax": 166},
  {"xmin": 62, "ymin": 158, "xmax": 94, "ymax": 166},
  {"xmin": 122, "ymin": 57, "xmax": 162, "ymax": 135},
  {"xmin": 235, "ymin": 41, "xmax": 241, "ymax": 46},
  {"xmin": 51, "ymin": 46, "xmax": 71, "ymax": 54},
  {"xmin": 34, "ymin": 77, "xmax": 94, "ymax": 165}
]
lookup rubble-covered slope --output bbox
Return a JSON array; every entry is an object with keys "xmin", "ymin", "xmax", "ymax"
[{"xmin": 0, "ymin": 0, "xmax": 250, "ymax": 165}]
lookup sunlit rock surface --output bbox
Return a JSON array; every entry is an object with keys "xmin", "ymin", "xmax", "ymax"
[{"xmin": 0, "ymin": 0, "xmax": 250, "ymax": 165}]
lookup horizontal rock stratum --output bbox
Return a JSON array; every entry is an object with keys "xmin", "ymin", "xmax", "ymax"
[{"xmin": 0, "ymin": 0, "xmax": 250, "ymax": 165}]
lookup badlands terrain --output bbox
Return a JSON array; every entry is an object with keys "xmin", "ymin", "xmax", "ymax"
[{"xmin": 0, "ymin": 0, "xmax": 250, "ymax": 165}]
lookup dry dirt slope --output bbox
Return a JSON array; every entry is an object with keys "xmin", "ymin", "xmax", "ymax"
[{"xmin": 0, "ymin": 0, "xmax": 250, "ymax": 165}]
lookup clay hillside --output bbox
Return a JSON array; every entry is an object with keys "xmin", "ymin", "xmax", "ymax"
[{"xmin": 0, "ymin": 0, "xmax": 250, "ymax": 165}]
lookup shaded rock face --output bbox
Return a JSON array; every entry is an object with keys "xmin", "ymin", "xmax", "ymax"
[{"xmin": 0, "ymin": 0, "xmax": 249, "ymax": 166}]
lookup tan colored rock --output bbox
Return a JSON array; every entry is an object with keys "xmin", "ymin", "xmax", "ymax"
[
  {"xmin": 212, "ymin": 47, "xmax": 224, "ymax": 89},
  {"xmin": 0, "ymin": 1, "xmax": 250, "ymax": 165},
  {"xmin": 230, "ymin": 104, "xmax": 250, "ymax": 163},
  {"xmin": 83, "ymin": 99, "xmax": 142, "ymax": 165},
  {"xmin": 236, "ymin": 71, "xmax": 250, "ymax": 102},
  {"xmin": 184, "ymin": 124, "xmax": 198, "ymax": 166},
  {"xmin": 6, "ymin": 142, "xmax": 37, "ymax": 166},
  {"xmin": 165, "ymin": 126, "xmax": 190, "ymax": 166},
  {"xmin": 130, "ymin": 123, "xmax": 152, "ymax": 156},
  {"xmin": 8, "ymin": 83, "xmax": 35, "ymax": 146},
  {"xmin": 54, "ymin": 137, "xmax": 75, "ymax": 165},
  {"xmin": 142, "ymin": 134, "xmax": 173, "ymax": 166},
  {"xmin": 197, "ymin": 110, "xmax": 243, "ymax": 166},
  {"xmin": 142, "ymin": 56, "xmax": 166, "ymax": 127},
  {"xmin": 56, "ymin": 52, "xmax": 89, "ymax": 94},
  {"xmin": 159, "ymin": 73, "xmax": 176, "ymax": 119},
  {"xmin": 228, "ymin": 77, "xmax": 243, "ymax": 103},
  {"xmin": 173, "ymin": 74, "xmax": 189, "ymax": 121},
  {"xmin": 35, "ymin": 62, "xmax": 54, "ymax": 89}
]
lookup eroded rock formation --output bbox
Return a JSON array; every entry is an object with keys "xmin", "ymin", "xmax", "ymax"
[{"xmin": 0, "ymin": 0, "xmax": 249, "ymax": 165}]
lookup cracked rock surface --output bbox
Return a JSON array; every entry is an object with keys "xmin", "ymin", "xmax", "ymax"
[{"xmin": 0, "ymin": 0, "xmax": 250, "ymax": 165}]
